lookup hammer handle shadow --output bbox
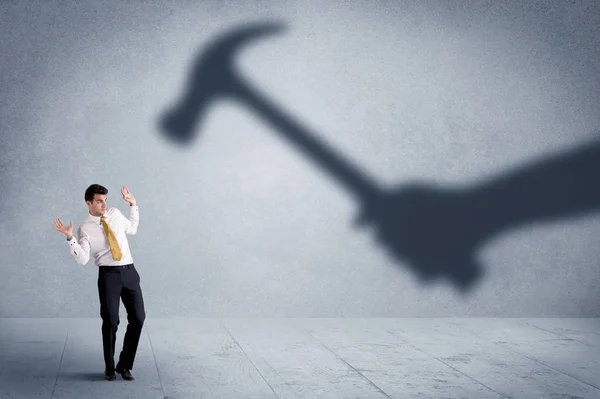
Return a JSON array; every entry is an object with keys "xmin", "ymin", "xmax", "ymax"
[{"xmin": 234, "ymin": 80, "xmax": 384, "ymax": 202}]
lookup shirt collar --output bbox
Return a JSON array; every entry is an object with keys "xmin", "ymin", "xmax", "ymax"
[{"xmin": 86, "ymin": 210, "xmax": 107, "ymax": 223}]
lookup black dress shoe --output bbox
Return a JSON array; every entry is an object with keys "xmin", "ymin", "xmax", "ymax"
[
  {"xmin": 115, "ymin": 364, "xmax": 135, "ymax": 381},
  {"xmin": 104, "ymin": 371, "xmax": 116, "ymax": 381}
]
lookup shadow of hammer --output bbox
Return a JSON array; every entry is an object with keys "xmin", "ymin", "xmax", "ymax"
[
  {"xmin": 158, "ymin": 22, "xmax": 483, "ymax": 290},
  {"xmin": 159, "ymin": 22, "xmax": 380, "ymax": 204}
]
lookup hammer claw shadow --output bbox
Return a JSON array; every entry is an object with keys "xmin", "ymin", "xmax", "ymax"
[
  {"xmin": 158, "ymin": 22, "xmax": 600, "ymax": 293},
  {"xmin": 159, "ymin": 22, "xmax": 285, "ymax": 145}
]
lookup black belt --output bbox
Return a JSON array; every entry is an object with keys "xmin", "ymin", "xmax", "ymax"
[{"xmin": 99, "ymin": 263, "xmax": 134, "ymax": 270}]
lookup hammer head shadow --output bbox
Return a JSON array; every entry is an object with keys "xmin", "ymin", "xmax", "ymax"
[{"xmin": 159, "ymin": 22, "xmax": 285, "ymax": 145}]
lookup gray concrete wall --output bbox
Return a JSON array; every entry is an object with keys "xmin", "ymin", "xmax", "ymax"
[{"xmin": 1, "ymin": 1, "xmax": 599, "ymax": 317}]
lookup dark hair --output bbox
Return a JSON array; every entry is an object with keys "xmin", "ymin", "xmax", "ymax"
[{"xmin": 85, "ymin": 184, "xmax": 108, "ymax": 203}]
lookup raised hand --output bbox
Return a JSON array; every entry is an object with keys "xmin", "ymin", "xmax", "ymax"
[
  {"xmin": 53, "ymin": 217, "xmax": 73, "ymax": 238},
  {"xmin": 121, "ymin": 185, "xmax": 136, "ymax": 206}
]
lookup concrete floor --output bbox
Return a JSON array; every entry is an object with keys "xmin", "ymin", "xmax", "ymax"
[{"xmin": 0, "ymin": 318, "xmax": 598, "ymax": 399}]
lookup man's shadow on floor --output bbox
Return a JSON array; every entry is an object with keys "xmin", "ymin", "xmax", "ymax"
[
  {"xmin": 60, "ymin": 371, "xmax": 106, "ymax": 382},
  {"xmin": 157, "ymin": 21, "xmax": 600, "ymax": 293}
]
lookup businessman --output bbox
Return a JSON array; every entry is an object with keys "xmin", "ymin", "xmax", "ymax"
[{"xmin": 54, "ymin": 184, "xmax": 145, "ymax": 381}]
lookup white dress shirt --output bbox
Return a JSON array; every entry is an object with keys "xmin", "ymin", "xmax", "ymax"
[{"xmin": 66, "ymin": 206, "xmax": 139, "ymax": 266}]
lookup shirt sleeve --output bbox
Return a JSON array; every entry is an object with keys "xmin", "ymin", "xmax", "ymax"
[
  {"xmin": 122, "ymin": 205, "xmax": 139, "ymax": 235},
  {"xmin": 66, "ymin": 226, "xmax": 91, "ymax": 265}
]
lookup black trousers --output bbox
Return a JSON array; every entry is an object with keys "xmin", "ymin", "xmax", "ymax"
[{"xmin": 97, "ymin": 264, "xmax": 146, "ymax": 372}]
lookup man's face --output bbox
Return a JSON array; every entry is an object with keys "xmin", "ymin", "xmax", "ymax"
[{"xmin": 87, "ymin": 194, "xmax": 107, "ymax": 216}]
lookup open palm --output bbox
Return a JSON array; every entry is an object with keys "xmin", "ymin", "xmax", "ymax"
[
  {"xmin": 121, "ymin": 185, "xmax": 136, "ymax": 205},
  {"xmin": 53, "ymin": 218, "xmax": 73, "ymax": 237}
]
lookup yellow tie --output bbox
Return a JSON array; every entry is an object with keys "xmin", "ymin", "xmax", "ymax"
[{"xmin": 100, "ymin": 216, "xmax": 123, "ymax": 261}]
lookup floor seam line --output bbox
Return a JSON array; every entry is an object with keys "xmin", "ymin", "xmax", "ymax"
[
  {"xmin": 524, "ymin": 321, "xmax": 595, "ymax": 347},
  {"xmin": 146, "ymin": 330, "xmax": 167, "ymax": 399},
  {"xmin": 304, "ymin": 328, "xmax": 393, "ymax": 399},
  {"xmin": 221, "ymin": 323, "xmax": 283, "ymax": 399},
  {"xmin": 50, "ymin": 330, "xmax": 69, "ymax": 399},
  {"xmin": 493, "ymin": 341, "xmax": 600, "ymax": 392},
  {"xmin": 386, "ymin": 329, "xmax": 510, "ymax": 398}
]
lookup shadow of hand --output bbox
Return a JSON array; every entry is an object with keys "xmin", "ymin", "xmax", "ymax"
[{"xmin": 357, "ymin": 183, "xmax": 483, "ymax": 291}]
